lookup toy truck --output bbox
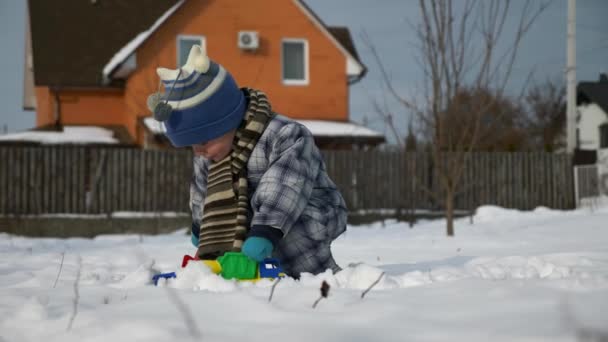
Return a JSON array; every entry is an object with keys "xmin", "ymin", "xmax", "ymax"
[{"xmin": 152, "ymin": 252, "xmax": 285, "ymax": 285}]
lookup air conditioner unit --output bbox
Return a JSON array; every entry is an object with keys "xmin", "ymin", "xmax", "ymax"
[{"xmin": 238, "ymin": 31, "xmax": 259, "ymax": 50}]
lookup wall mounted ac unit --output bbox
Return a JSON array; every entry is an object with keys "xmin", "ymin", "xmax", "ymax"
[{"xmin": 238, "ymin": 31, "xmax": 259, "ymax": 50}]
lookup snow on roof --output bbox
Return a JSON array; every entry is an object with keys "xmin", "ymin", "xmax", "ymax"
[
  {"xmin": 0, "ymin": 127, "xmax": 119, "ymax": 145},
  {"xmin": 297, "ymin": 120, "xmax": 383, "ymax": 137},
  {"xmin": 143, "ymin": 117, "xmax": 383, "ymax": 138},
  {"xmin": 102, "ymin": 0, "xmax": 186, "ymax": 82}
]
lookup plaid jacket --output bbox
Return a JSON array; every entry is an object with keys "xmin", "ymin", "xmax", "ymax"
[{"xmin": 190, "ymin": 115, "xmax": 347, "ymax": 275}]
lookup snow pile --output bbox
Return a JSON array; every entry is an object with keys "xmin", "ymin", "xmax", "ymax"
[{"xmin": 1, "ymin": 205, "xmax": 608, "ymax": 341}]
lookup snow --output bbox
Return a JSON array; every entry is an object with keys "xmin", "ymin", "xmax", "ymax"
[
  {"xmin": 0, "ymin": 212, "xmax": 189, "ymax": 219},
  {"xmin": 143, "ymin": 116, "xmax": 383, "ymax": 138},
  {"xmin": 102, "ymin": 0, "xmax": 186, "ymax": 81},
  {"xmin": 1, "ymin": 205, "xmax": 608, "ymax": 341},
  {"xmin": 0, "ymin": 126, "xmax": 118, "ymax": 145}
]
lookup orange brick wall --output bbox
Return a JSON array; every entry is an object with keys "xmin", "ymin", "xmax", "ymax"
[
  {"xmin": 35, "ymin": 87, "xmax": 127, "ymax": 129},
  {"xmin": 38, "ymin": 0, "xmax": 351, "ymax": 146}
]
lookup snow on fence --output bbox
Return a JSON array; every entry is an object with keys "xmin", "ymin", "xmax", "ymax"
[{"xmin": 0, "ymin": 146, "xmax": 574, "ymax": 215}]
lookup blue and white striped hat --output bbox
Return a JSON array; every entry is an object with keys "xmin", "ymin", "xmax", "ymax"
[{"xmin": 152, "ymin": 45, "xmax": 246, "ymax": 147}]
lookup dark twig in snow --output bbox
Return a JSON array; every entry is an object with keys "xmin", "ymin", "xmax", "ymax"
[
  {"xmin": 66, "ymin": 255, "xmax": 82, "ymax": 331},
  {"xmin": 268, "ymin": 277, "xmax": 282, "ymax": 303},
  {"xmin": 165, "ymin": 287, "xmax": 202, "ymax": 340},
  {"xmin": 53, "ymin": 252, "xmax": 65, "ymax": 288},
  {"xmin": 312, "ymin": 281, "xmax": 330, "ymax": 309},
  {"xmin": 361, "ymin": 272, "xmax": 385, "ymax": 299}
]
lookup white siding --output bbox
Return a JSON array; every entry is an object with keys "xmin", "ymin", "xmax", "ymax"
[{"xmin": 577, "ymin": 103, "xmax": 608, "ymax": 150}]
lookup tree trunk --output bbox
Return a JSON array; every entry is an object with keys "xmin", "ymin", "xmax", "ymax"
[{"xmin": 446, "ymin": 189, "xmax": 455, "ymax": 236}]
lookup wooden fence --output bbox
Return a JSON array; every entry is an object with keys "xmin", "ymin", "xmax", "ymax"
[
  {"xmin": 323, "ymin": 151, "xmax": 574, "ymax": 212},
  {"xmin": 0, "ymin": 146, "xmax": 574, "ymax": 215}
]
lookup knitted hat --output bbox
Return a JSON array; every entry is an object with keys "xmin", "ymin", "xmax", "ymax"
[{"xmin": 148, "ymin": 45, "xmax": 246, "ymax": 147}]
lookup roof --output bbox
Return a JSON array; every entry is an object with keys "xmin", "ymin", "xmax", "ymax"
[
  {"xmin": 143, "ymin": 117, "xmax": 384, "ymax": 139},
  {"xmin": 29, "ymin": 0, "xmax": 366, "ymax": 87},
  {"xmin": 327, "ymin": 27, "xmax": 361, "ymax": 62},
  {"xmin": 28, "ymin": 0, "xmax": 182, "ymax": 87},
  {"xmin": 577, "ymin": 74, "xmax": 608, "ymax": 115},
  {"xmin": 0, "ymin": 126, "xmax": 121, "ymax": 145}
]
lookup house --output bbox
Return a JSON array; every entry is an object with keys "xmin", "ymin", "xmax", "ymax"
[
  {"xmin": 22, "ymin": 0, "xmax": 385, "ymax": 149},
  {"xmin": 575, "ymin": 73, "xmax": 608, "ymax": 164}
]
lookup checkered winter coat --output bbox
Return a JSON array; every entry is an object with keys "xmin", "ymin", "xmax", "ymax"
[{"xmin": 190, "ymin": 114, "xmax": 347, "ymax": 276}]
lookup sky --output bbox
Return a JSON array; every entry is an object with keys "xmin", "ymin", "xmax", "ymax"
[{"xmin": 0, "ymin": 0, "xmax": 606, "ymax": 142}]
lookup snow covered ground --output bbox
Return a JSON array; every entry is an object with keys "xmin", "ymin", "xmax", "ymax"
[{"xmin": 1, "ymin": 205, "xmax": 607, "ymax": 342}]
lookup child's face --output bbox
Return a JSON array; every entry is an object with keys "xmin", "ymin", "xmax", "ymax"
[{"xmin": 192, "ymin": 129, "xmax": 236, "ymax": 162}]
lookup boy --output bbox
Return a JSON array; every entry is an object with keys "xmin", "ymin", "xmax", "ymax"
[{"xmin": 148, "ymin": 45, "xmax": 347, "ymax": 278}]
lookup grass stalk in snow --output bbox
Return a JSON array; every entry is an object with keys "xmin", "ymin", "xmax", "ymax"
[
  {"xmin": 312, "ymin": 281, "xmax": 330, "ymax": 309},
  {"xmin": 361, "ymin": 272, "xmax": 385, "ymax": 299},
  {"xmin": 268, "ymin": 277, "xmax": 282, "ymax": 303},
  {"xmin": 66, "ymin": 255, "xmax": 82, "ymax": 331},
  {"xmin": 165, "ymin": 287, "xmax": 202, "ymax": 339},
  {"xmin": 53, "ymin": 252, "xmax": 65, "ymax": 288}
]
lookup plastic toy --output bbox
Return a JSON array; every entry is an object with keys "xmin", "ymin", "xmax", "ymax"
[{"xmin": 152, "ymin": 252, "xmax": 285, "ymax": 286}]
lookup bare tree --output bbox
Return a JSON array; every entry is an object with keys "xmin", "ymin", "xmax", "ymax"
[
  {"xmin": 523, "ymin": 78, "xmax": 567, "ymax": 152},
  {"xmin": 366, "ymin": 0, "xmax": 551, "ymax": 236}
]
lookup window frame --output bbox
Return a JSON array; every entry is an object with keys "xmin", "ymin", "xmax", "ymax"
[
  {"xmin": 600, "ymin": 122, "xmax": 608, "ymax": 148},
  {"xmin": 177, "ymin": 35, "xmax": 206, "ymax": 67},
  {"xmin": 281, "ymin": 38, "xmax": 309, "ymax": 86}
]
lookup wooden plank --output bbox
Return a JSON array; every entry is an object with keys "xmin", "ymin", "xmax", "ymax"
[
  {"xmin": 141, "ymin": 149, "xmax": 147, "ymax": 212},
  {"xmin": 11, "ymin": 147, "xmax": 18, "ymax": 214},
  {"xmin": 41, "ymin": 146, "xmax": 49, "ymax": 213},
  {"xmin": 65, "ymin": 146, "xmax": 72, "ymax": 213},
  {"xmin": 23, "ymin": 147, "xmax": 30, "ymax": 214},
  {"xmin": 97, "ymin": 149, "xmax": 106, "ymax": 214},
  {"xmin": 99, "ymin": 148, "xmax": 107, "ymax": 214},
  {"xmin": 0, "ymin": 147, "xmax": 6, "ymax": 214},
  {"xmin": 28, "ymin": 147, "xmax": 37, "ymax": 214},
  {"xmin": 78, "ymin": 147, "xmax": 86, "ymax": 213},
  {"xmin": 131, "ymin": 148, "xmax": 138, "ymax": 211},
  {"xmin": 521, "ymin": 152, "xmax": 530, "ymax": 210},
  {"xmin": 52, "ymin": 147, "xmax": 59, "ymax": 213},
  {"xmin": 151, "ymin": 150, "xmax": 158, "ymax": 212},
  {"xmin": 120, "ymin": 148, "xmax": 127, "ymax": 212},
  {"xmin": 547, "ymin": 153, "xmax": 553, "ymax": 208},
  {"xmin": 8, "ymin": 147, "xmax": 15, "ymax": 213},
  {"xmin": 16, "ymin": 147, "xmax": 24, "ymax": 214},
  {"xmin": 66, "ymin": 146, "xmax": 72, "ymax": 213},
  {"xmin": 53, "ymin": 146, "xmax": 60, "ymax": 213},
  {"xmin": 3, "ymin": 147, "xmax": 10, "ymax": 213},
  {"xmin": 134, "ymin": 149, "xmax": 141, "ymax": 212},
  {"xmin": 107, "ymin": 149, "xmax": 115, "ymax": 214},
  {"xmin": 126, "ymin": 148, "xmax": 133, "ymax": 211},
  {"xmin": 144, "ymin": 150, "xmax": 151, "ymax": 212},
  {"xmin": 514, "ymin": 153, "xmax": 521, "ymax": 209},
  {"xmin": 538, "ymin": 153, "xmax": 546, "ymax": 207},
  {"xmin": 565, "ymin": 154, "xmax": 574, "ymax": 209}
]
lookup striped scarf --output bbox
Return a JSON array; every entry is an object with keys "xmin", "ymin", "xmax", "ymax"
[{"xmin": 197, "ymin": 88, "xmax": 275, "ymax": 258}]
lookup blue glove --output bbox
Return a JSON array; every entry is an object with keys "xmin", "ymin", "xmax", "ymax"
[
  {"xmin": 241, "ymin": 237, "xmax": 274, "ymax": 262},
  {"xmin": 191, "ymin": 222, "xmax": 200, "ymax": 247}
]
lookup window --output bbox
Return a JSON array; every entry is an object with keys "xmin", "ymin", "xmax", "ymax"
[
  {"xmin": 177, "ymin": 35, "xmax": 205, "ymax": 67},
  {"xmin": 600, "ymin": 123, "xmax": 608, "ymax": 148},
  {"xmin": 281, "ymin": 39, "xmax": 308, "ymax": 85}
]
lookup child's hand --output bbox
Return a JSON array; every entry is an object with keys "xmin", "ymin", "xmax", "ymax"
[
  {"xmin": 241, "ymin": 237, "xmax": 273, "ymax": 262},
  {"xmin": 191, "ymin": 222, "xmax": 200, "ymax": 247}
]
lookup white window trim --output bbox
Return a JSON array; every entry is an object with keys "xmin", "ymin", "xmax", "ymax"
[
  {"xmin": 177, "ymin": 35, "xmax": 206, "ymax": 67},
  {"xmin": 281, "ymin": 38, "xmax": 309, "ymax": 86}
]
